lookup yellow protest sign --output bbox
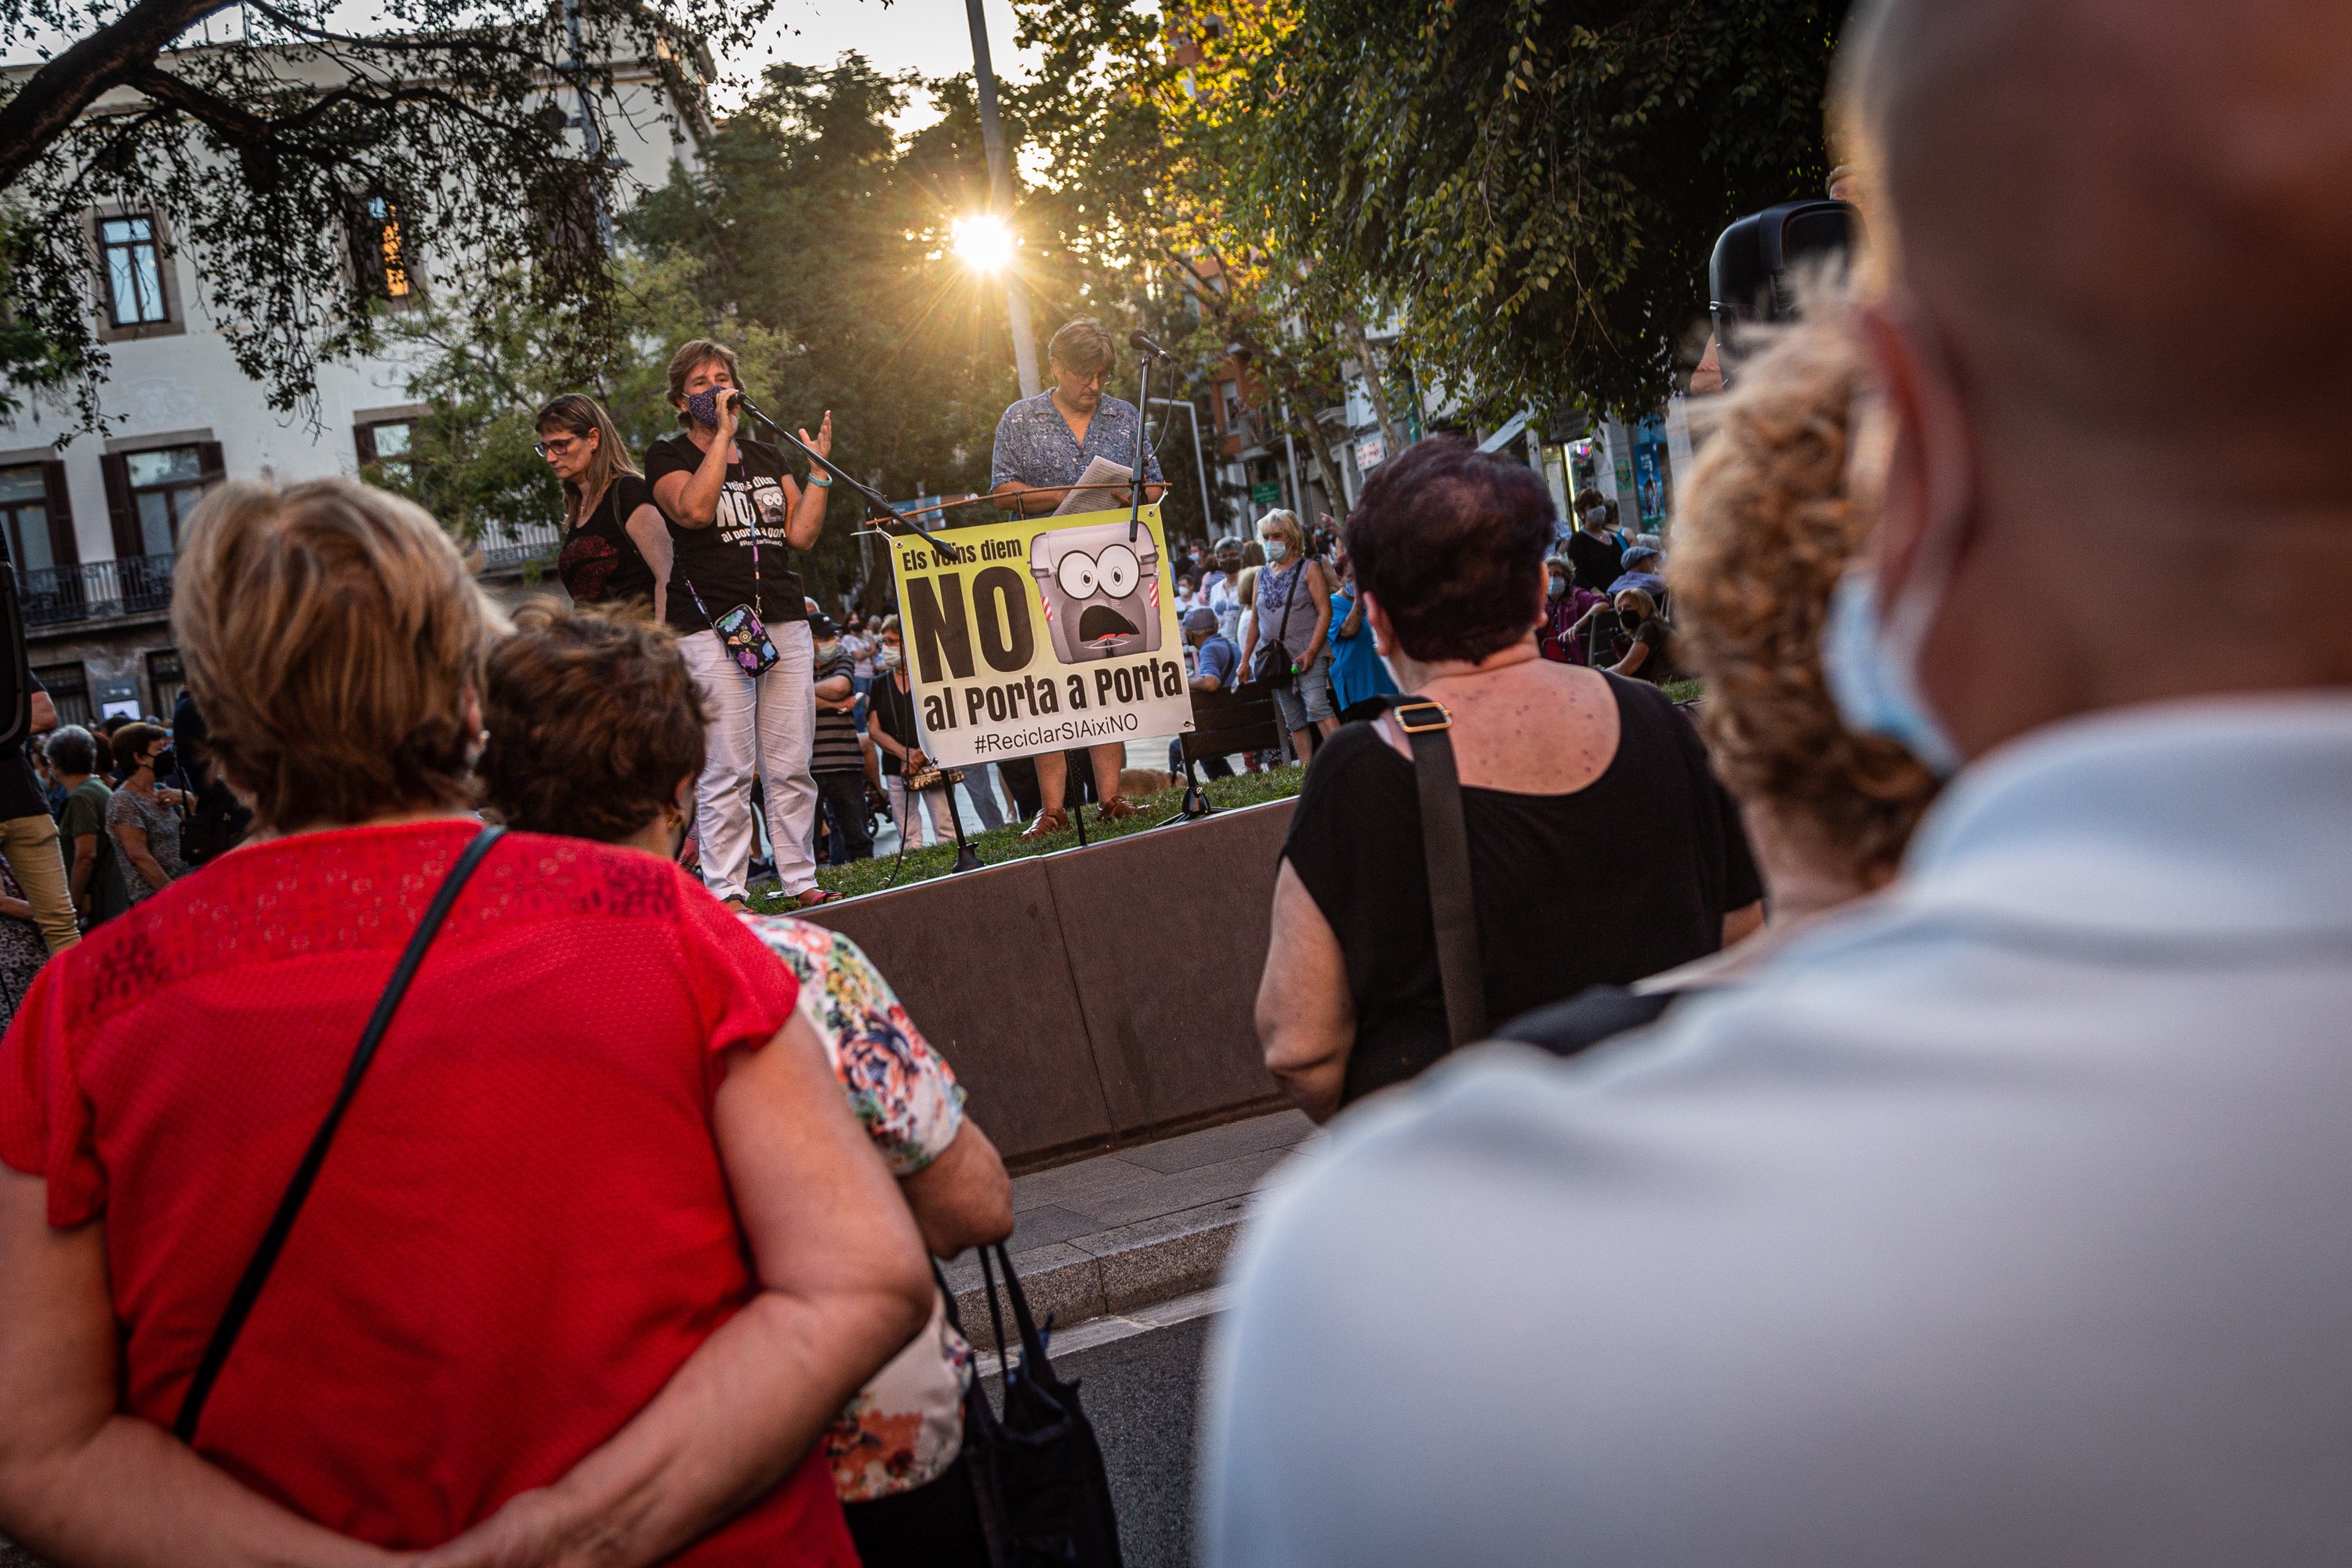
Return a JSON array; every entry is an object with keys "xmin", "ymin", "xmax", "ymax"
[{"xmin": 884, "ymin": 506, "xmax": 1191, "ymax": 768}]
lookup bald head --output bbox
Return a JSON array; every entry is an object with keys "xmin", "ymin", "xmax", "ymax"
[{"xmin": 1849, "ymin": 0, "xmax": 2352, "ymax": 490}]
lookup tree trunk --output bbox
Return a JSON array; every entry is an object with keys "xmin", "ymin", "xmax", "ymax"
[
  {"xmin": 1298, "ymin": 403, "xmax": 1351, "ymax": 524},
  {"xmin": 0, "ymin": 0, "xmax": 230, "ymax": 188},
  {"xmin": 1342, "ymin": 311, "xmax": 1404, "ymax": 456}
]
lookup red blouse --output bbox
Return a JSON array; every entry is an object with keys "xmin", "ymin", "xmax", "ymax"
[{"xmin": 0, "ymin": 819, "xmax": 854, "ymax": 1564}]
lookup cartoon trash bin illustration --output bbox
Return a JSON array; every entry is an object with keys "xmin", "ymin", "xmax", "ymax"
[{"xmin": 1029, "ymin": 520, "xmax": 1163, "ymax": 663}]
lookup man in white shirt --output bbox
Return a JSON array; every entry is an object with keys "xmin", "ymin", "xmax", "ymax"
[{"xmin": 1202, "ymin": 0, "xmax": 2352, "ymax": 1563}]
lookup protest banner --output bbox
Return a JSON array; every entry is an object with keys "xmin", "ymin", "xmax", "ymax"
[{"xmin": 884, "ymin": 505, "xmax": 1191, "ymax": 768}]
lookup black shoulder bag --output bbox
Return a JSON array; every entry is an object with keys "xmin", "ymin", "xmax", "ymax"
[
  {"xmin": 939, "ymin": 1245, "xmax": 1126, "ymax": 1568},
  {"xmin": 173, "ymin": 823, "xmax": 506, "ymax": 1443},
  {"xmin": 1390, "ymin": 698, "xmax": 1489, "ymax": 1051},
  {"xmin": 1248, "ymin": 564, "xmax": 1301, "ymax": 690}
]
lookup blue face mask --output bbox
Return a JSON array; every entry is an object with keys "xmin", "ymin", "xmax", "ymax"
[{"xmin": 1820, "ymin": 568, "xmax": 1964, "ymax": 779}]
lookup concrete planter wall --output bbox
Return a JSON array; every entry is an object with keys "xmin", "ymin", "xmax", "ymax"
[{"xmin": 804, "ymin": 798, "xmax": 1296, "ymax": 1168}]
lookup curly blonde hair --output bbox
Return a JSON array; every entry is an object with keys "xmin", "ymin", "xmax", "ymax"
[{"xmin": 1666, "ymin": 312, "xmax": 1940, "ymax": 887}]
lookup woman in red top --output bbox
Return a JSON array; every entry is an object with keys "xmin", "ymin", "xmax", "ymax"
[{"xmin": 0, "ymin": 479, "xmax": 931, "ymax": 1566}]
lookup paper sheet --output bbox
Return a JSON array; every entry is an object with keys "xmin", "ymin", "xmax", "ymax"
[{"xmin": 1053, "ymin": 456, "xmax": 1134, "ymax": 515}]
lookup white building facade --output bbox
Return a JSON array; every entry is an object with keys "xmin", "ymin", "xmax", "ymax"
[{"xmin": 0, "ymin": 46, "xmax": 704, "ymax": 721}]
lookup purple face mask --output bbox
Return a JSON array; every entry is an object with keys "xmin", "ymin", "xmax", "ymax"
[{"xmin": 685, "ymin": 387, "xmax": 731, "ymax": 429}]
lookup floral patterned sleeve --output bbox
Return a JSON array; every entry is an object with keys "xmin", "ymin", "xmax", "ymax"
[{"xmin": 739, "ymin": 913, "xmax": 965, "ymax": 1174}]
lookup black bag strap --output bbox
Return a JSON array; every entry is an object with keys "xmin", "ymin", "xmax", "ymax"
[
  {"xmin": 173, "ymin": 822, "xmax": 506, "ymax": 1443},
  {"xmin": 1390, "ymin": 698, "xmax": 1488, "ymax": 1050}
]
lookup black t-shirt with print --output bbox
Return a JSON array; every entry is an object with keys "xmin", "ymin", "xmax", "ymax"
[
  {"xmin": 643, "ymin": 431, "xmax": 808, "ymax": 635},
  {"xmin": 556, "ymin": 474, "xmax": 661, "ymax": 608}
]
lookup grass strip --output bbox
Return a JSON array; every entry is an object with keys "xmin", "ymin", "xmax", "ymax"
[{"xmin": 750, "ymin": 764, "xmax": 1307, "ymax": 907}]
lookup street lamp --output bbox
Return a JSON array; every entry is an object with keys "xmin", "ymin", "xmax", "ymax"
[
  {"xmin": 966, "ymin": 0, "xmax": 1040, "ymax": 397},
  {"xmin": 952, "ymin": 213, "xmax": 1015, "ymax": 274}
]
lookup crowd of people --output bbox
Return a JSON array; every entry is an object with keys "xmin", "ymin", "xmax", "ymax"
[
  {"xmin": 1206, "ymin": 0, "xmax": 2352, "ymax": 1560},
  {"xmin": 3, "ymin": 0, "xmax": 2349, "ymax": 1559}
]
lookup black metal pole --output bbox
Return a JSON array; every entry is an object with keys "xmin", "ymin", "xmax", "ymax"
[
  {"xmin": 1128, "ymin": 349, "xmax": 1156, "ymax": 543},
  {"xmin": 943, "ymin": 778, "xmax": 985, "ymax": 874}
]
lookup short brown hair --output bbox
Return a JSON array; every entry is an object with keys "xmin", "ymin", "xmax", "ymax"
[
  {"xmin": 666, "ymin": 339, "xmax": 742, "ymax": 426},
  {"xmin": 172, "ymin": 479, "xmax": 491, "ymax": 831},
  {"xmin": 478, "ymin": 601, "xmax": 706, "ymax": 842},
  {"xmin": 1666, "ymin": 311, "xmax": 1940, "ymax": 886},
  {"xmin": 1047, "ymin": 318, "xmax": 1117, "ymax": 376},
  {"xmin": 112, "ymin": 721, "xmax": 169, "ymax": 769}
]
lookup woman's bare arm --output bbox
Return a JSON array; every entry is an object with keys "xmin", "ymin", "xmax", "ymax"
[
  {"xmin": 420, "ymin": 1012, "xmax": 929, "ymax": 1568},
  {"xmin": 1257, "ymin": 862, "xmax": 1356, "ymax": 1123},
  {"xmin": 113, "ymin": 822, "xmax": 169, "ymax": 892},
  {"xmin": 0, "ymin": 1171, "xmax": 397, "ymax": 1568},
  {"xmin": 898, "ymin": 1121, "xmax": 1014, "ymax": 1258},
  {"xmin": 622, "ymin": 504, "xmax": 673, "ymax": 627}
]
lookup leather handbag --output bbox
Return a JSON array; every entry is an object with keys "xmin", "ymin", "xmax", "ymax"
[{"xmin": 173, "ymin": 825, "xmax": 506, "ymax": 1443}]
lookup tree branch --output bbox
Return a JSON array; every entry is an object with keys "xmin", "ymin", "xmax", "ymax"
[
  {"xmin": 0, "ymin": 0, "xmax": 235, "ymax": 187},
  {"xmin": 125, "ymin": 65, "xmax": 271, "ymax": 144}
]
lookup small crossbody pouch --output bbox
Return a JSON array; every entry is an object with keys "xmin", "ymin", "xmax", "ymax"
[{"xmin": 682, "ymin": 474, "xmax": 781, "ymax": 677}]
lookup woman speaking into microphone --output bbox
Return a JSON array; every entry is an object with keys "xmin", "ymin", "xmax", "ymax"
[{"xmin": 645, "ymin": 338, "xmax": 837, "ymax": 910}]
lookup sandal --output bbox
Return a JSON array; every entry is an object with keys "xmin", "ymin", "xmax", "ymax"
[
  {"xmin": 1094, "ymin": 795, "xmax": 1142, "ymax": 825},
  {"xmin": 795, "ymin": 887, "xmax": 838, "ymax": 908},
  {"xmin": 1018, "ymin": 808, "xmax": 1072, "ymax": 840}
]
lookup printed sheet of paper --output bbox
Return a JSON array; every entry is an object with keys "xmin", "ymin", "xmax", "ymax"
[{"xmin": 1054, "ymin": 456, "xmax": 1134, "ymax": 515}]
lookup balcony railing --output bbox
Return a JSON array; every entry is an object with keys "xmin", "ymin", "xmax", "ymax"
[
  {"xmin": 20, "ymin": 554, "xmax": 176, "ymax": 629},
  {"xmin": 477, "ymin": 520, "xmax": 562, "ymax": 572}
]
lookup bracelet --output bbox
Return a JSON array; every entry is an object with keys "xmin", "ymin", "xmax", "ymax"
[{"xmin": 809, "ymin": 472, "xmax": 833, "ymax": 487}]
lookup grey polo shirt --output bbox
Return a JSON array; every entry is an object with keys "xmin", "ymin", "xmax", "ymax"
[{"xmin": 1203, "ymin": 695, "xmax": 2352, "ymax": 1567}]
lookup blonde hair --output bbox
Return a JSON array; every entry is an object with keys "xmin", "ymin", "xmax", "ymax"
[
  {"xmin": 1254, "ymin": 509, "xmax": 1307, "ymax": 562},
  {"xmin": 1613, "ymin": 586, "xmax": 1658, "ymax": 620},
  {"xmin": 666, "ymin": 338, "xmax": 742, "ymax": 426},
  {"xmin": 537, "ymin": 394, "xmax": 640, "ymax": 527},
  {"xmin": 171, "ymin": 478, "xmax": 495, "ymax": 831},
  {"xmin": 1667, "ymin": 310, "xmax": 1940, "ymax": 886}
]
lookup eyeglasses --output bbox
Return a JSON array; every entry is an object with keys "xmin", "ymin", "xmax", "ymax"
[{"xmin": 534, "ymin": 436, "xmax": 582, "ymax": 459}]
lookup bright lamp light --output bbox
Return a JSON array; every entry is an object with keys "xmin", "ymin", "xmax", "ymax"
[{"xmin": 953, "ymin": 213, "xmax": 1015, "ymax": 273}]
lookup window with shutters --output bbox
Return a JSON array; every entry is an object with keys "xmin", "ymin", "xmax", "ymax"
[
  {"xmin": 118, "ymin": 445, "xmax": 216, "ymax": 555},
  {"xmin": 0, "ymin": 465, "xmax": 56, "ymax": 573},
  {"xmin": 91, "ymin": 209, "xmax": 185, "ymax": 342},
  {"xmin": 354, "ymin": 417, "xmax": 414, "ymax": 483},
  {"xmin": 100, "ymin": 215, "xmax": 170, "ymax": 326},
  {"xmin": 147, "ymin": 648, "xmax": 186, "ymax": 720},
  {"xmin": 34, "ymin": 662, "xmax": 91, "ymax": 728}
]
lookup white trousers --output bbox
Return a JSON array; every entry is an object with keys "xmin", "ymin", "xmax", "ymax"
[
  {"xmin": 887, "ymin": 777, "xmax": 956, "ymax": 848},
  {"xmin": 681, "ymin": 622, "xmax": 818, "ymax": 898}
]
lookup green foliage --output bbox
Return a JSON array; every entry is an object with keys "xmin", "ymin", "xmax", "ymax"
[
  {"xmin": 624, "ymin": 56, "xmax": 1025, "ymax": 599},
  {"xmin": 1011, "ymin": 0, "xmax": 1423, "ymax": 518},
  {"xmin": 1, "ymin": 0, "xmax": 763, "ymax": 427},
  {"xmin": 1250, "ymin": 0, "xmax": 1841, "ymax": 422},
  {"xmin": 746, "ymin": 765, "xmax": 1306, "ymax": 905},
  {"xmin": 376, "ymin": 250, "xmax": 789, "ymax": 544}
]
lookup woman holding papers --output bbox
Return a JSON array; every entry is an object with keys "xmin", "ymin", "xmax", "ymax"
[{"xmin": 986, "ymin": 318, "xmax": 1167, "ymax": 837}]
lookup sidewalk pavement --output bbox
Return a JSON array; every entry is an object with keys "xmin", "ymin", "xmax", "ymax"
[{"xmin": 943, "ymin": 1109, "xmax": 1318, "ymax": 1342}]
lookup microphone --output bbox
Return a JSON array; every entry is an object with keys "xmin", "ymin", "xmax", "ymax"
[{"xmin": 1128, "ymin": 330, "xmax": 1168, "ymax": 358}]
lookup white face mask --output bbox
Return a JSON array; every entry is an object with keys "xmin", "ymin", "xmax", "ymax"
[
  {"xmin": 1820, "ymin": 557, "xmax": 1965, "ymax": 779},
  {"xmin": 879, "ymin": 645, "xmax": 904, "ymax": 670},
  {"xmin": 1261, "ymin": 538, "xmax": 1289, "ymax": 563}
]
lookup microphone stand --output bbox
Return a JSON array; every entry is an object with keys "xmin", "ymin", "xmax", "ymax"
[
  {"xmin": 732, "ymin": 394, "xmax": 988, "ymax": 873},
  {"xmin": 729, "ymin": 394, "xmax": 960, "ymax": 567},
  {"xmin": 1127, "ymin": 347, "xmax": 1156, "ymax": 543}
]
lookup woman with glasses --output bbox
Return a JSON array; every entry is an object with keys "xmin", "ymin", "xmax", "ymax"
[{"xmin": 539, "ymin": 393, "xmax": 671, "ymax": 618}]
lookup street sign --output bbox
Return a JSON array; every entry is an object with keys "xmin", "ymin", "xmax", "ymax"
[{"xmin": 1250, "ymin": 481, "xmax": 1280, "ymax": 506}]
